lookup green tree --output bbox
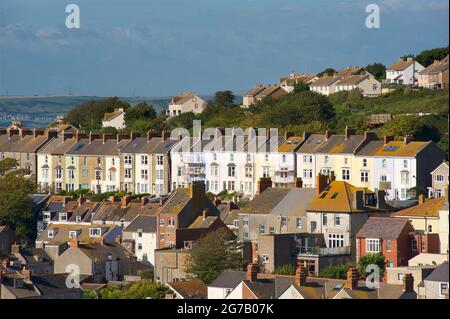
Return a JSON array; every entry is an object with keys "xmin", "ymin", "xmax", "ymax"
[
  {"xmin": 214, "ymin": 90, "xmax": 235, "ymax": 106},
  {"xmin": 273, "ymin": 264, "xmax": 296, "ymax": 276},
  {"xmin": 378, "ymin": 116, "xmax": 424, "ymax": 139},
  {"xmin": 100, "ymin": 126, "xmax": 118, "ymax": 135},
  {"xmin": 415, "ymin": 46, "xmax": 449, "ymax": 67},
  {"xmin": 363, "ymin": 63, "xmax": 386, "ymax": 80},
  {"xmin": 293, "ymin": 81, "xmax": 310, "ymax": 92},
  {"xmin": 317, "ymin": 68, "xmax": 336, "ymax": 77},
  {"xmin": 358, "ymin": 253, "xmax": 386, "ymax": 278},
  {"xmin": 186, "ymin": 228, "xmax": 243, "ymax": 285},
  {"xmin": 320, "ymin": 263, "xmax": 354, "ymax": 279},
  {"xmin": 125, "ymin": 102, "xmax": 157, "ymax": 123},
  {"xmin": 121, "ymin": 280, "xmax": 171, "ymax": 299},
  {"xmin": 0, "ymin": 159, "xmax": 36, "ymax": 243}
]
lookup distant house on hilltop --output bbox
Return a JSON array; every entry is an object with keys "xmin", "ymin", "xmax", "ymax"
[
  {"xmin": 102, "ymin": 108, "xmax": 126, "ymax": 130},
  {"xmin": 166, "ymin": 92, "xmax": 207, "ymax": 117},
  {"xmin": 386, "ymin": 57, "xmax": 424, "ymax": 86}
]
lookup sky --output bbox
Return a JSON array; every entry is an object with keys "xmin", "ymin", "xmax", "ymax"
[{"xmin": 0, "ymin": 0, "xmax": 448, "ymax": 97}]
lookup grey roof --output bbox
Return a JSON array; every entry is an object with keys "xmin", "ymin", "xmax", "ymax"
[
  {"xmin": 208, "ymin": 270, "xmax": 246, "ymax": 288},
  {"xmin": 356, "ymin": 217, "xmax": 411, "ymax": 239},
  {"xmin": 0, "ymin": 134, "xmax": 49, "ymax": 153},
  {"xmin": 120, "ymin": 137, "xmax": 177, "ymax": 154},
  {"xmin": 296, "ymin": 134, "xmax": 327, "ymax": 153},
  {"xmin": 244, "ymin": 279, "xmax": 276, "ymax": 299},
  {"xmin": 66, "ymin": 138, "xmax": 130, "ymax": 156},
  {"xmin": 37, "ymin": 137, "xmax": 77, "ymax": 155},
  {"xmin": 425, "ymin": 262, "xmax": 449, "ymax": 283},
  {"xmin": 124, "ymin": 215, "xmax": 157, "ymax": 233},
  {"xmin": 19, "ymin": 248, "xmax": 51, "ymax": 264},
  {"xmin": 316, "ymin": 135, "xmax": 365, "ymax": 154},
  {"xmin": 356, "ymin": 140, "xmax": 384, "ymax": 156},
  {"xmin": 32, "ymin": 274, "xmax": 83, "ymax": 297}
]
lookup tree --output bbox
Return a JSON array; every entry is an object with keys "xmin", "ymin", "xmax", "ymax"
[
  {"xmin": 214, "ymin": 90, "xmax": 235, "ymax": 106},
  {"xmin": 319, "ymin": 263, "xmax": 354, "ymax": 279},
  {"xmin": 317, "ymin": 68, "xmax": 336, "ymax": 77},
  {"xmin": 100, "ymin": 126, "xmax": 118, "ymax": 135},
  {"xmin": 415, "ymin": 46, "xmax": 449, "ymax": 67},
  {"xmin": 363, "ymin": 63, "xmax": 386, "ymax": 80},
  {"xmin": 273, "ymin": 264, "xmax": 296, "ymax": 275},
  {"xmin": 0, "ymin": 159, "xmax": 36, "ymax": 242},
  {"xmin": 86, "ymin": 280, "xmax": 171, "ymax": 299},
  {"xmin": 185, "ymin": 228, "xmax": 243, "ymax": 285},
  {"xmin": 378, "ymin": 115, "xmax": 424, "ymax": 140},
  {"xmin": 358, "ymin": 253, "xmax": 386, "ymax": 278},
  {"xmin": 125, "ymin": 102, "xmax": 157, "ymax": 124},
  {"xmin": 293, "ymin": 81, "xmax": 310, "ymax": 92}
]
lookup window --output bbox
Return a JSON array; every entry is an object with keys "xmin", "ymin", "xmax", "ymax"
[
  {"xmin": 403, "ymin": 160, "xmax": 408, "ymax": 168},
  {"xmin": 265, "ymin": 154, "xmax": 269, "ymax": 162},
  {"xmin": 59, "ymin": 213, "xmax": 67, "ymax": 222},
  {"xmin": 261, "ymin": 254, "xmax": 269, "ymax": 264},
  {"xmin": 75, "ymin": 216, "xmax": 81, "ymax": 223},
  {"xmin": 213, "ymin": 153, "xmax": 217, "ymax": 161},
  {"xmin": 138, "ymin": 243, "xmax": 142, "ymax": 250},
  {"xmin": 262, "ymin": 167, "xmax": 270, "ymax": 178},
  {"xmin": 242, "ymin": 216, "xmax": 249, "ymax": 226},
  {"xmin": 141, "ymin": 155, "xmax": 148, "ymax": 165},
  {"xmin": 89, "ymin": 228, "xmax": 101, "ymax": 237},
  {"xmin": 259, "ymin": 224, "xmax": 265, "ymax": 234},
  {"xmin": 111, "ymin": 158, "xmax": 115, "ymax": 166},
  {"xmin": 157, "ymin": 155, "xmax": 164, "ymax": 165},
  {"xmin": 141, "ymin": 169, "xmax": 148, "ymax": 180},
  {"xmin": 168, "ymin": 218, "xmax": 175, "ymax": 227},
  {"xmin": 95, "ymin": 170, "xmax": 101, "ymax": 181},
  {"xmin": 56, "ymin": 169, "xmax": 62, "ymax": 179},
  {"xmin": 83, "ymin": 157, "xmax": 87, "ymax": 166},
  {"xmin": 247, "ymin": 153, "xmax": 251, "ymax": 162},
  {"xmin": 366, "ymin": 238, "xmax": 381, "ymax": 252},
  {"xmin": 436, "ymin": 174, "xmax": 445, "ymax": 182},
  {"xmin": 269, "ymin": 227, "xmax": 275, "ymax": 234},
  {"xmin": 344, "ymin": 157, "xmax": 348, "ymax": 165},
  {"xmin": 245, "ymin": 167, "xmax": 253, "ymax": 178},
  {"xmin": 109, "ymin": 171, "xmax": 116, "ymax": 182},
  {"xmin": 382, "ymin": 159, "xmax": 387, "ymax": 168},
  {"xmin": 400, "ymin": 171, "xmax": 410, "ymax": 184},
  {"xmin": 125, "ymin": 169, "xmax": 132, "ymax": 179},
  {"xmin": 233, "ymin": 220, "xmax": 239, "ymax": 228},
  {"xmin": 362, "ymin": 159, "xmax": 367, "ymax": 167},
  {"xmin": 230, "ymin": 154, "xmax": 234, "ymax": 161},
  {"xmin": 48, "ymin": 230, "xmax": 54, "ymax": 238},
  {"xmin": 82, "ymin": 169, "xmax": 89, "ymax": 178},
  {"xmin": 228, "ymin": 165, "xmax": 236, "ymax": 177},
  {"xmin": 296, "ymin": 218, "xmax": 302, "ymax": 229},
  {"xmin": 124, "ymin": 155, "xmax": 132, "ymax": 165},
  {"xmin": 177, "ymin": 167, "xmax": 183, "ymax": 177},
  {"xmin": 303, "ymin": 155, "xmax": 312, "ymax": 163},
  {"xmin": 282, "ymin": 154, "xmax": 287, "ymax": 163},
  {"xmin": 380, "ymin": 175, "xmax": 387, "ymax": 182},
  {"xmin": 281, "ymin": 217, "xmax": 287, "ymax": 227},
  {"xmin": 328, "ymin": 234, "xmax": 344, "ymax": 248},
  {"xmin": 361, "ymin": 171, "xmax": 369, "ymax": 182},
  {"xmin": 324, "ymin": 156, "xmax": 329, "ymax": 164},
  {"xmin": 211, "ymin": 165, "xmax": 218, "ymax": 177},
  {"xmin": 68, "ymin": 169, "xmax": 75, "ymax": 180},
  {"xmin": 159, "ymin": 219, "xmax": 165, "ymax": 226},
  {"xmin": 440, "ymin": 283, "xmax": 449, "ymax": 297},
  {"xmin": 428, "ymin": 225, "xmax": 433, "ymax": 233},
  {"xmin": 303, "ymin": 169, "xmax": 313, "ymax": 179},
  {"xmin": 397, "ymin": 273, "xmax": 404, "ymax": 281},
  {"xmin": 69, "ymin": 231, "xmax": 77, "ymax": 238},
  {"xmin": 156, "ymin": 169, "xmax": 164, "ymax": 180},
  {"xmin": 342, "ymin": 169, "xmax": 350, "ymax": 180},
  {"xmin": 42, "ymin": 168, "xmax": 49, "ymax": 179},
  {"xmin": 310, "ymin": 221, "xmax": 317, "ymax": 232},
  {"xmin": 335, "ymin": 215, "xmax": 341, "ymax": 226},
  {"xmin": 372, "ymin": 84, "xmax": 378, "ymax": 91},
  {"xmin": 243, "ymin": 232, "xmax": 249, "ymax": 240}
]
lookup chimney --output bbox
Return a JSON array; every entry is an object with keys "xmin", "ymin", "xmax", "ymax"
[
  {"xmin": 214, "ymin": 196, "xmax": 221, "ymax": 207},
  {"xmin": 11, "ymin": 243, "xmax": 20, "ymax": 254},
  {"xmin": 70, "ymin": 237, "xmax": 79, "ymax": 248},
  {"xmin": 21, "ymin": 267, "xmax": 31, "ymax": 281},
  {"xmin": 76, "ymin": 131, "xmax": 83, "ymax": 142},
  {"xmin": 202, "ymin": 208, "xmax": 209, "ymax": 220},
  {"xmin": 325, "ymin": 130, "xmax": 333, "ymax": 140},
  {"xmin": 147, "ymin": 129, "xmax": 156, "ymax": 141},
  {"xmin": 102, "ymin": 134, "xmax": 107, "ymax": 144},
  {"xmin": 376, "ymin": 190, "xmax": 387, "ymax": 209},
  {"xmin": 364, "ymin": 131, "xmax": 377, "ymax": 141},
  {"xmin": 45, "ymin": 129, "xmax": 58, "ymax": 140},
  {"xmin": 344, "ymin": 126, "xmax": 354, "ymax": 141},
  {"xmin": 403, "ymin": 273, "xmax": 414, "ymax": 293},
  {"xmin": 121, "ymin": 196, "xmax": 130, "ymax": 208},
  {"xmin": 257, "ymin": 177, "xmax": 272, "ymax": 194},
  {"xmin": 295, "ymin": 262, "xmax": 308, "ymax": 286},
  {"xmin": 159, "ymin": 197, "xmax": 168, "ymax": 207},
  {"xmin": 109, "ymin": 195, "xmax": 116, "ymax": 203},
  {"xmin": 295, "ymin": 177, "xmax": 303, "ymax": 188},
  {"xmin": 302, "ymin": 131, "xmax": 310, "ymax": 141},
  {"xmin": 62, "ymin": 196, "xmax": 69, "ymax": 207},
  {"xmin": 114, "ymin": 235, "xmax": 122, "ymax": 245},
  {"xmin": 89, "ymin": 131, "xmax": 94, "ymax": 144},
  {"xmin": 418, "ymin": 194, "xmax": 424, "ymax": 205},
  {"xmin": 60, "ymin": 131, "xmax": 68, "ymax": 142},
  {"xmin": 384, "ymin": 135, "xmax": 394, "ymax": 145},
  {"xmin": 141, "ymin": 196, "xmax": 149, "ymax": 206},
  {"xmin": 353, "ymin": 190, "xmax": 364, "ymax": 211},
  {"xmin": 316, "ymin": 174, "xmax": 329, "ymax": 195},
  {"xmin": 165, "ymin": 293, "xmax": 175, "ymax": 299},
  {"xmin": 284, "ymin": 131, "xmax": 294, "ymax": 140},
  {"xmin": 189, "ymin": 181, "xmax": 206, "ymax": 199},
  {"xmin": 19, "ymin": 128, "xmax": 27, "ymax": 140},
  {"xmin": 246, "ymin": 263, "xmax": 258, "ymax": 282},
  {"xmin": 346, "ymin": 268, "xmax": 359, "ymax": 290},
  {"xmin": 161, "ymin": 130, "xmax": 168, "ymax": 140},
  {"xmin": 78, "ymin": 195, "xmax": 86, "ymax": 206},
  {"xmin": 404, "ymin": 135, "xmax": 414, "ymax": 145},
  {"xmin": 130, "ymin": 131, "xmax": 140, "ymax": 140},
  {"xmin": 34, "ymin": 128, "xmax": 45, "ymax": 140}
]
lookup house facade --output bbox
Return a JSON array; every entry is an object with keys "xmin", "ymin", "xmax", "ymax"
[
  {"xmin": 386, "ymin": 57, "xmax": 424, "ymax": 86},
  {"xmin": 102, "ymin": 108, "xmax": 126, "ymax": 130},
  {"xmin": 166, "ymin": 93, "xmax": 207, "ymax": 117}
]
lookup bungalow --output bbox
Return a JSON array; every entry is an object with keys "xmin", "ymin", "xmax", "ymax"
[
  {"xmin": 241, "ymin": 84, "xmax": 266, "ymax": 108},
  {"xmin": 279, "ymin": 73, "xmax": 319, "ymax": 93}
]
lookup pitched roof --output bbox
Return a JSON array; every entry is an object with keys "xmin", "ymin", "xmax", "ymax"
[
  {"xmin": 92, "ymin": 201, "xmax": 159, "ymax": 223},
  {"xmin": 120, "ymin": 137, "xmax": 177, "ymax": 154},
  {"xmin": 188, "ymin": 215, "xmax": 220, "ymax": 229},
  {"xmin": 337, "ymin": 66, "xmax": 362, "ymax": 77},
  {"xmin": 103, "ymin": 109, "xmax": 124, "ymax": 122},
  {"xmin": 391, "ymin": 196, "xmax": 447, "ymax": 218},
  {"xmin": 336, "ymin": 74, "xmax": 372, "ymax": 86},
  {"xmin": 316, "ymin": 135, "xmax": 365, "ymax": 154},
  {"xmin": 356, "ymin": 217, "xmax": 411, "ymax": 239},
  {"xmin": 296, "ymin": 134, "xmax": 328, "ymax": 153},
  {"xmin": 310, "ymin": 76, "xmax": 341, "ymax": 87},
  {"xmin": 0, "ymin": 134, "xmax": 49, "ymax": 153},
  {"xmin": 208, "ymin": 270, "xmax": 246, "ymax": 288},
  {"xmin": 307, "ymin": 181, "xmax": 378, "ymax": 213},
  {"xmin": 425, "ymin": 262, "xmax": 449, "ymax": 283},
  {"xmin": 278, "ymin": 136, "xmax": 305, "ymax": 152},
  {"xmin": 158, "ymin": 188, "xmax": 191, "ymax": 215},
  {"xmin": 243, "ymin": 84, "xmax": 266, "ymax": 97},
  {"xmin": 166, "ymin": 279, "xmax": 207, "ymax": 299},
  {"xmin": 32, "ymin": 274, "xmax": 83, "ymax": 297},
  {"xmin": 419, "ymin": 56, "xmax": 449, "ymax": 75},
  {"xmin": 255, "ymin": 85, "xmax": 284, "ymax": 98},
  {"xmin": 388, "ymin": 58, "xmax": 415, "ymax": 71},
  {"xmin": 36, "ymin": 223, "xmax": 117, "ymax": 245},
  {"xmin": 123, "ymin": 215, "xmax": 157, "ymax": 233},
  {"xmin": 357, "ymin": 140, "xmax": 430, "ymax": 157},
  {"xmin": 66, "ymin": 138, "xmax": 130, "ymax": 156},
  {"xmin": 37, "ymin": 137, "xmax": 78, "ymax": 155}
]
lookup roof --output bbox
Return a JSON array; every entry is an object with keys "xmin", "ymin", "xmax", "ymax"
[
  {"xmin": 158, "ymin": 188, "xmax": 191, "ymax": 215},
  {"xmin": 18, "ymin": 248, "xmax": 51, "ymax": 264},
  {"xmin": 388, "ymin": 58, "xmax": 415, "ymax": 71},
  {"xmin": 92, "ymin": 201, "xmax": 159, "ymax": 223},
  {"xmin": 36, "ymin": 223, "xmax": 117, "ymax": 245},
  {"xmin": 392, "ymin": 196, "xmax": 447, "ymax": 218},
  {"xmin": 336, "ymin": 74, "xmax": 372, "ymax": 86},
  {"xmin": 120, "ymin": 136, "xmax": 177, "ymax": 154},
  {"xmin": 278, "ymin": 136, "xmax": 305, "ymax": 152},
  {"xmin": 296, "ymin": 134, "xmax": 327, "ymax": 153},
  {"xmin": 243, "ymin": 279, "xmax": 276, "ymax": 299},
  {"xmin": 316, "ymin": 134, "xmax": 365, "ymax": 154},
  {"xmin": 310, "ymin": 76, "xmax": 341, "ymax": 87},
  {"xmin": 280, "ymin": 74, "xmax": 317, "ymax": 85},
  {"xmin": 243, "ymin": 84, "xmax": 266, "ymax": 97},
  {"xmin": 103, "ymin": 109, "xmax": 124, "ymax": 122},
  {"xmin": 77, "ymin": 242, "xmax": 131, "ymax": 262},
  {"xmin": 356, "ymin": 217, "xmax": 411, "ymax": 239},
  {"xmin": 66, "ymin": 137, "xmax": 130, "ymax": 156},
  {"xmin": 240, "ymin": 187, "xmax": 316, "ymax": 217},
  {"xmin": 32, "ymin": 274, "xmax": 83, "ymax": 297},
  {"xmin": 357, "ymin": 140, "xmax": 430, "ymax": 157},
  {"xmin": 37, "ymin": 137, "xmax": 77, "ymax": 155},
  {"xmin": 424, "ymin": 262, "xmax": 449, "ymax": 283},
  {"xmin": 123, "ymin": 215, "xmax": 157, "ymax": 233},
  {"xmin": 307, "ymin": 181, "xmax": 378, "ymax": 213},
  {"xmin": 171, "ymin": 93, "xmax": 204, "ymax": 105},
  {"xmin": 209, "ymin": 270, "xmax": 246, "ymax": 288},
  {"xmin": 337, "ymin": 66, "xmax": 362, "ymax": 77},
  {"xmin": 0, "ymin": 133, "xmax": 49, "ymax": 153},
  {"xmin": 188, "ymin": 215, "xmax": 219, "ymax": 229},
  {"xmin": 431, "ymin": 161, "xmax": 449, "ymax": 175},
  {"xmin": 254, "ymin": 85, "xmax": 284, "ymax": 98},
  {"xmin": 166, "ymin": 279, "xmax": 207, "ymax": 299}
]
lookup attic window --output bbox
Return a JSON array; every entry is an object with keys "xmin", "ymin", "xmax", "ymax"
[
  {"xmin": 76, "ymin": 216, "xmax": 81, "ymax": 222},
  {"xmin": 69, "ymin": 231, "xmax": 78, "ymax": 238},
  {"xmin": 89, "ymin": 228, "xmax": 101, "ymax": 237},
  {"xmin": 48, "ymin": 230, "xmax": 55, "ymax": 238},
  {"xmin": 330, "ymin": 193, "xmax": 339, "ymax": 199},
  {"xmin": 320, "ymin": 192, "xmax": 328, "ymax": 198}
]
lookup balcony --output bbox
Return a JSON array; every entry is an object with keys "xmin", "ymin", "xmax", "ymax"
[{"xmin": 298, "ymin": 246, "xmax": 351, "ymax": 256}]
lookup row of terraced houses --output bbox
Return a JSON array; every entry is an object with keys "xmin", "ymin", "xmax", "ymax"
[{"xmin": 0, "ymin": 123, "xmax": 446, "ymax": 201}]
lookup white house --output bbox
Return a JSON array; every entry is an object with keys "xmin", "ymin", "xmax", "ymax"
[
  {"xmin": 386, "ymin": 57, "xmax": 424, "ymax": 86},
  {"xmin": 123, "ymin": 215, "xmax": 157, "ymax": 265},
  {"xmin": 166, "ymin": 93, "xmax": 207, "ymax": 117},
  {"xmin": 309, "ymin": 76, "xmax": 341, "ymax": 96},
  {"xmin": 207, "ymin": 270, "xmax": 246, "ymax": 299},
  {"xmin": 334, "ymin": 74, "xmax": 381, "ymax": 97},
  {"xmin": 102, "ymin": 108, "xmax": 126, "ymax": 130}
]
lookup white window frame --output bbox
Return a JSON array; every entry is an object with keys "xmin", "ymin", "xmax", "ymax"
[{"xmin": 366, "ymin": 238, "xmax": 381, "ymax": 253}]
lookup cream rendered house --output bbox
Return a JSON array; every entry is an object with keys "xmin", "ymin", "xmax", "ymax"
[
  {"xmin": 166, "ymin": 93, "xmax": 207, "ymax": 117},
  {"xmin": 309, "ymin": 76, "xmax": 341, "ymax": 96},
  {"xmin": 334, "ymin": 74, "xmax": 381, "ymax": 97},
  {"xmin": 102, "ymin": 108, "xmax": 126, "ymax": 130}
]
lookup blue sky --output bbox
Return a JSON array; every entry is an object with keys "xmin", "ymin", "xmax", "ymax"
[{"xmin": 0, "ymin": 0, "xmax": 448, "ymax": 97}]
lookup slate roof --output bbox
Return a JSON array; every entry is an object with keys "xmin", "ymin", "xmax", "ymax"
[
  {"xmin": 316, "ymin": 135, "xmax": 365, "ymax": 154},
  {"xmin": 36, "ymin": 223, "xmax": 117, "ymax": 245},
  {"xmin": 243, "ymin": 84, "xmax": 266, "ymax": 97},
  {"xmin": 167, "ymin": 279, "xmax": 207, "ymax": 299},
  {"xmin": 66, "ymin": 138, "xmax": 130, "ymax": 156},
  {"xmin": 92, "ymin": 201, "xmax": 159, "ymax": 223},
  {"xmin": 32, "ymin": 274, "xmax": 83, "ymax": 297},
  {"xmin": 19, "ymin": 248, "xmax": 52, "ymax": 264},
  {"xmin": 356, "ymin": 217, "xmax": 411, "ymax": 239},
  {"xmin": 296, "ymin": 134, "xmax": 328, "ymax": 154},
  {"xmin": 208, "ymin": 270, "xmax": 246, "ymax": 288},
  {"xmin": 424, "ymin": 262, "xmax": 449, "ymax": 283},
  {"xmin": 310, "ymin": 76, "xmax": 341, "ymax": 87},
  {"xmin": 388, "ymin": 59, "xmax": 415, "ymax": 71},
  {"xmin": 37, "ymin": 137, "xmax": 78, "ymax": 155},
  {"xmin": 123, "ymin": 215, "xmax": 157, "ymax": 233},
  {"xmin": 120, "ymin": 136, "xmax": 177, "ymax": 154},
  {"xmin": 391, "ymin": 196, "xmax": 447, "ymax": 218},
  {"xmin": 103, "ymin": 109, "xmax": 124, "ymax": 121},
  {"xmin": 0, "ymin": 134, "xmax": 49, "ymax": 153},
  {"xmin": 336, "ymin": 74, "xmax": 372, "ymax": 86},
  {"xmin": 278, "ymin": 136, "xmax": 305, "ymax": 152},
  {"xmin": 357, "ymin": 140, "xmax": 431, "ymax": 157}
]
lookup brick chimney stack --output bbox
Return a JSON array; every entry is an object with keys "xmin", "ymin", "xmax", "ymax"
[
  {"xmin": 246, "ymin": 263, "xmax": 258, "ymax": 282},
  {"xmin": 147, "ymin": 129, "xmax": 156, "ymax": 141},
  {"xmin": 284, "ymin": 130, "xmax": 294, "ymax": 140},
  {"xmin": 214, "ymin": 196, "xmax": 221, "ymax": 207},
  {"xmin": 316, "ymin": 174, "xmax": 329, "ymax": 195},
  {"xmin": 141, "ymin": 196, "xmax": 149, "ymax": 206},
  {"xmin": 76, "ymin": 131, "xmax": 83, "ymax": 142},
  {"xmin": 344, "ymin": 126, "xmax": 354, "ymax": 141},
  {"xmin": 70, "ymin": 237, "xmax": 79, "ymax": 248},
  {"xmin": 21, "ymin": 267, "xmax": 31, "ymax": 281},
  {"xmin": 384, "ymin": 135, "xmax": 394, "ymax": 145},
  {"xmin": 257, "ymin": 177, "xmax": 272, "ymax": 194},
  {"xmin": 404, "ymin": 135, "xmax": 414, "ymax": 145},
  {"xmin": 295, "ymin": 177, "xmax": 303, "ymax": 188},
  {"xmin": 364, "ymin": 131, "xmax": 377, "ymax": 141},
  {"xmin": 77, "ymin": 195, "xmax": 86, "ymax": 206},
  {"xmin": 346, "ymin": 268, "xmax": 359, "ymax": 290},
  {"xmin": 89, "ymin": 131, "xmax": 94, "ymax": 144},
  {"xmin": 202, "ymin": 208, "xmax": 209, "ymax": 220},
  {"xmin": 109, "ymin": 195, "xmax": 116, "ymax": 203},
  {"xmin": 130, "ymin": 131, "xmax": 140, "ymax": 140},
  {"xmin": 162, "ymin": 130, "xmax": 168, "ymax": 140},
  {"xmin": 295, "ymin": 262, "xmax": 308, "ymax": 286},
  {"xmin": 114, "ymin": 235, "xmax": 122, "ymax": 245},
  {"xmin": 121, "ymin": 196, "xmax": 130, "ymax": 208},
  {"xmin": 325, "ymin": 130, "xmax": 333, "ymax": 140},
  {"xmin": 418, "ymin": 194, "xmax": 424, "ymax": 205},
  {"xmin": 403, "ymin": 273, "xmax": 414, "ymax": 293}
]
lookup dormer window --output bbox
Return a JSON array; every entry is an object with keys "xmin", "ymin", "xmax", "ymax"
[
  {"xmin": 89, "ymin": 228, "xmax": 101, "ymax": 237},
  {"xmin": 48, "ymin": 229, "xmax": 55, "ymax": 238},
  {"xmin": 137, "ymin": 229, "xmax": 143, "ymax": 237},
  {"xmin": 69, "ymin": 231, "xmax": 78, "ymax": 238},
  {"xmin": 43, "ymin": 212, "xmax": 51, "ymax": 222},
  {"xmin": 59, "ymin": 213, "xmax": 67, "ymax": 222},
  {"xmin": 76, "ymin": 216, "xmax": 81, "ymax": 223}
]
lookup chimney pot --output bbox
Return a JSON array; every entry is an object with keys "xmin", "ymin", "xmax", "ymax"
[
  {"xmin": 70, "ymin": 237, "xmax": 79, "ymax": 248},
  {"xmin": 316, "ymin": 174, "xmax": 330, "ymax": 195},
  {"xmin": 418, "ymin": 194, "xmax": 424, "ymax": 205},
  {"xmin": 246, "ymin": 263, "xmax": 258, "ymax": 282},
  {"xmin": 295, "ymin": 261, "xmax": 308, "ymax": 286}
]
